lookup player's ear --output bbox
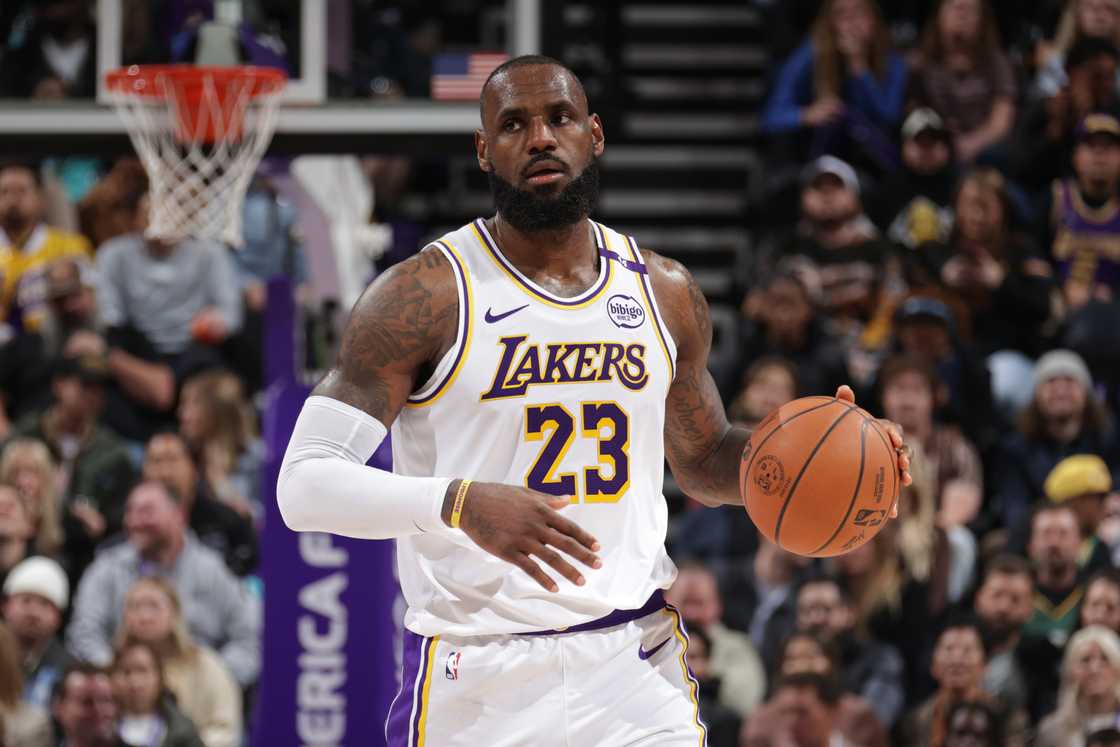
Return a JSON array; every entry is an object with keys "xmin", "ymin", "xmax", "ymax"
[
  {"xmin": 590, "ymin": 113, "xmax": 605, "ymax": 158},
  {"xmin": 475, "ymin": 129, "xmax": 492, "ymax": 173}
]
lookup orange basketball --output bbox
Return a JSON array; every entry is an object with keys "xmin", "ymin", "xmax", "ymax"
[{"xmin": 739, "ymin": 396, "xmax": 899, "ymax": 557}]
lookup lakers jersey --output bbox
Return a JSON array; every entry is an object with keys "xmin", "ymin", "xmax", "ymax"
[
  {"xmin": 1051, "ymin": 179, "xmax": 1120, "ymax": 288},
  {"xmin": 0, "ymin": 224, "xmax": 92, "ymax": 331},
  {"xmin": 392, "ymin": 219, "xmax": 679, "ymax": 637}
]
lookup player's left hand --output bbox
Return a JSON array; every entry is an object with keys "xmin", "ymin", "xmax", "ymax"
[{"xmin": 835, "ymin": 385, "xmax": 912, "ymax": 518}]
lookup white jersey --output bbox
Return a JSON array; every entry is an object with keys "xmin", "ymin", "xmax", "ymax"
[{"xmin": 391, "ymin": 218, "xmax": 679, "ymax": 637}]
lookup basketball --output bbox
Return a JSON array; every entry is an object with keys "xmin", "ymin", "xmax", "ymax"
[{"xmin": 739, "ymin": 396, "xmax": 899, "ymax": 558}]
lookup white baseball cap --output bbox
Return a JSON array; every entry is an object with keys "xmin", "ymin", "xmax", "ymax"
[{"xmin": 3, "ymin": 556, "xmax": 69, "ymax": 611}]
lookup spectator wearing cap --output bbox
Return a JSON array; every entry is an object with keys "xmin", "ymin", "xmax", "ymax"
[
  {"xmin": 760, "ymin": 0, "xmax": 908, "ymax": 174},
  {"xmin": 1015, "ymin": 37, "xmax": 1120, "ymax": 193},
  {"xmin": 7, "ymin": 353, "xmax": 135, "ymax": 578},
  {"xmin": 1047, "ymin": 112, "xmax": 1120, "ymax": 295},
  {"xmin": 1044, "ymin": 454, "xmax": 1115, "ymax": 571},
  {"xmin": 908, "ymin": 0, "xmax": 1017, "ymax": 165},
  {"xmin": 733, "ymin": 266, "xmax": 851, "ymax": 403},
  {"xmin": 1, "ymin": 556, "xmax": 76, "ymax": 709},
  {"xmin": 867, "ymin": 108, "xmax": 958, "ymax": 250},
  {"xmin": 783, "ymin": 155, "xmax": 905, "ymax": 349},
  {"xmin": 913, "ymin": 168, "xmax": 1054, "ymax": 418},
  {"xmin": 994, "ymin": 349, "xmax": 1118, "ymax": 533},
  {"xmin": 885, "ymin": 296, "xmax": 995, "ymax": 450},
  {"xmin": 67, "ymin": 480, "xmax": 260, "ymax": 688},
  {"xmin": 878, "ymin": 354, "xmax": 984, "ymax": 539}
]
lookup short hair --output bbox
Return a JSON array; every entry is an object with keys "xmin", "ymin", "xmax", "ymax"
[
  {"xmin": 0, "ymin": 160, "xmax": 41, "ymax": 187},
  {"xmin": 51, "ymin": 662, "xmax": 108, "ymax": 704},
  {"xmin": 1088, "ymin": 728, "xmax": 1120, "ymax": 747},
  {"xmin": 770, "ymin": 671, "xmax": 841, "ymax": 706},
  {"xmin": 983, "ymin": 554, "xmax": 1034, "ymax": 583},
  {"xmin": 146, "ymin": 430, "xmax": 197, "ymax": 465},
  {"xmin": 936, "ymin": 612, "xmax": 990, "ymax": 659},
  {"xmin": 742, "ymin": 356, "xmax": 800, "ymax": 396},
  {"xmin": 1029, "ymin": 501, "xmax": 1082, "ymax": 536},
  {"xmin": 798, "ymin": 574, "xmax": 852, "ymax": 606},
  {"xmin": 129, "ymin": 478, "xmax": 183, "ymax": 507},
  {"xmin": 479, "ymin": 54, "xmax": 588, "ymax": 119},
  {"xmin": 878, "ymin": 353, "xmax": 939, "ymax": 396}
]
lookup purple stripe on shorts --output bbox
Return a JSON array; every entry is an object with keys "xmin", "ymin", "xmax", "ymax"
[
  {"xmin": 385, "ymin": 630, "xmax": 428, "ymax": 747},
  {"xmin": 523, "ymin": 590, "xmax": 666, "ymax": 636}
]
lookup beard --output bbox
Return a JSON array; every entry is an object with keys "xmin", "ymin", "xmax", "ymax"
[
  {"xmin": 981, "ymin": 618, "xmax": 1017, "ymax": 648},
  {"xmin": 488, "ymin": 158, "xmax": 600, "ymax": 233}
]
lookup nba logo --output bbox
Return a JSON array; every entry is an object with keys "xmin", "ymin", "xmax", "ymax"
[{"xmin": 445, "ymin": 651, "xmax": 461, "ymax": 681}]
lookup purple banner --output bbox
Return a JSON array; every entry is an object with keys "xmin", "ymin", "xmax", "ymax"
[{"xmin": 252, "ymin": 278, "xmax": 400, "ymax": 747}]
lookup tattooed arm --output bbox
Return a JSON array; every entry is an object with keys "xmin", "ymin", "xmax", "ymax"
[
  {"xmin": 280, "ymin": 245, "xmax": 601, "ymax": 592},
  {"xmin": 644, "ymin": 251, "xmax": 911, "ymax": 509},
  {"xmin": 644, "ymin": 252, "xmax": 750, "ymax": 507}
]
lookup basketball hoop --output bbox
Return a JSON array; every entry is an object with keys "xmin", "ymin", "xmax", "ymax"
[{"xmin": 105, "ymin": 65, "xmax": 286, "ymax": 247}]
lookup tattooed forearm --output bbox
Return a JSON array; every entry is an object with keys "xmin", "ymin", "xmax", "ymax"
[
  {"xmin": 642, "ymin": 248, "xmax": 750, "ymax": 506},
  {"xmin": 313, "ymin": 246, "xmax": 458, "ymax": 423}
]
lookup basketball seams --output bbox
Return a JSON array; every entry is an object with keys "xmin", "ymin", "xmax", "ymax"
[
  {"xmin": 773, "ymin": 406, "xmax": 859, "ymax": 546},
  {"xmin": 741, "ymin": 397, "xmax": 844, "ymax": 480},
  {"xmin": 808, "ymin": 417, "xmax": 868, "ymax": 555},
  {"xmin": 864, "ymin": 416, "xmax": 900, "ymax": 509}
]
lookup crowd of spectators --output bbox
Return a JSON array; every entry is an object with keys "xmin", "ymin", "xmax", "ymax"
[
  {"xmin": 678, "ymin": 0, "xmax": 1120, "ymax": 745},
  {"xmin": 0, "ymin": 147, "xmax": 269, "ymax": 746}
]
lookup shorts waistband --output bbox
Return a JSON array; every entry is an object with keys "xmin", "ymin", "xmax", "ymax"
[{"xmin": 522, "ymin": 590, "xmax": 666, "ymax": 636}]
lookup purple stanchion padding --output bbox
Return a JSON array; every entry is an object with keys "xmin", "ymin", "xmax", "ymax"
[{"xmin": 252, "ymin": 277, "xmax": 401, "ymax": 747}]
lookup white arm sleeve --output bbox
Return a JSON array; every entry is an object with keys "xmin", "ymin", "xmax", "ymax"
[{"xmin": 277, "ymin": 395, "xmax": 455, "ymax": 539}]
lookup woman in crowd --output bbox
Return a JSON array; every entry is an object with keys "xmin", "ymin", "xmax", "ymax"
[
  {"xmin": 1082, "ymin": 570, "xmax": 1120, "ymax": 634},
  {"xmin": 917, "ymin": 168, "xmax": 1053, "ymax": 416},
  {"xmin": 177, "ymin": 369, "xmax": 262, "ymax": 518},
  {"xmin": 0, "ymin": 486, "xmax": 35, "ymax": 590},
  {"xmin": 762, "ymin": 0, "xmax": 908, "ymax": 172},
  {"xmin": 1037, "ymin": 625, "xmax": 1120, "ymax": 746},
  {"xmin": 117, "ymin": 578, "xmax": 242, "ymax": 747},
  {"xmin": 112, "ymin": 640, "xmax": 204, "ymax": 747},
  {"xmin": 0, "ymin": 440, "xmax": 63, "ymax": 561},
  {"xmin": 910, "ymin": 0, "xmax": 1017, "ymax": 164},
  {"xmin": 0, "ymin": 622, "xmax": 50, "ymax": 747}
]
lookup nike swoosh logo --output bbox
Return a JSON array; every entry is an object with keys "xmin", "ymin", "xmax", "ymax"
[
  {"xmin": 638, "ymin": 637, "xmax": 672, "ymax": 661},
  {"xmin": 484, "ymin": 304, "xmax": 530, "ymax": 323}
]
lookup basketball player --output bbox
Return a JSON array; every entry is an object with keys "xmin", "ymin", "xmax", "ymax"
[{"xmin": 277, "ymin": 56, "xmax": 912, "ymax": 746}]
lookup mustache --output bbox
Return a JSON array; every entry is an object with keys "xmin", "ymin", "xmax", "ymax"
[{"xmin": 522, "ymin": 154, "xmax": 569, "ymax": 179}]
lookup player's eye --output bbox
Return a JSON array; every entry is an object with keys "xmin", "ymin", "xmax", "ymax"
[
  {"xmin": 553, "ymin": 112, "xmax": 572, "ymax": 126},
  {"xmin": 503, "ymin": 119, "xmax": 521, "ymax": 132}
]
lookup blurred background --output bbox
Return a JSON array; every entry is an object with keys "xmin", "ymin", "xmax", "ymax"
[{"xmin": 5, "ymin": 1, "xmax": 1120, "ymax": 746}]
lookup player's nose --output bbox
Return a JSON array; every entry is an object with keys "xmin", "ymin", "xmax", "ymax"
[{"xmin": 526, "ymin": 116, "xmax": 559, "ymax": 154}]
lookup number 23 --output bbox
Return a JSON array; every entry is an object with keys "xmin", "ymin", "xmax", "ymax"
[{"xmin": 525, "ymin": 402, "xmax": 630, "ymax": 503}]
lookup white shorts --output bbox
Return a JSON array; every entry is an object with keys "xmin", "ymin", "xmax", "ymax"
[{"xmin": 385, "ymin": 594, "xmax": 708, "ymax": 747}]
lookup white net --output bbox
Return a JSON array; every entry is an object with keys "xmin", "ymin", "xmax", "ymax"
[{"xmin": 106, "ymin": 66, "xmax": 285, "ymax": 247}]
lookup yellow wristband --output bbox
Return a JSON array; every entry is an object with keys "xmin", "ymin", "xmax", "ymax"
[{"xmin": 450, "ymin": 479, "xmax": 472, "ymax": 529}]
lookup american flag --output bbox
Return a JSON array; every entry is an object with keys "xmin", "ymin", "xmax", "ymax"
[{"xmin": 431, "ymin": 52, "xmax": 509, "ymax": 101}]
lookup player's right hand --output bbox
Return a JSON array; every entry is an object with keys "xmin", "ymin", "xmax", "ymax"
[{"xmin": 444, "ymin": 481, "xmax": 602, "ymax": 593}]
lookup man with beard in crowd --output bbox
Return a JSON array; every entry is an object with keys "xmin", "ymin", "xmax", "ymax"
[{"xmin": 972, "ymin": 555, "xmax": 1037, "ymax": 716}]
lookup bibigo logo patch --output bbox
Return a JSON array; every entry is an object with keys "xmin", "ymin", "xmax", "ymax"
[{"xmin": 607, "ymin": 294, "xmax": 646, "ymax": 329}]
